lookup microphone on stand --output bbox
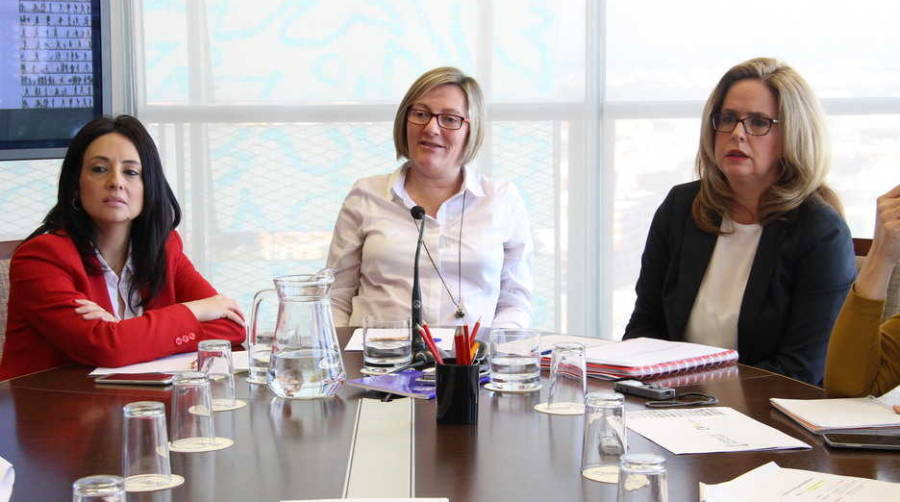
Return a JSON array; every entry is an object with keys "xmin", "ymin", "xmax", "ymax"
[{"xmin": 410, "ymin": 206, "xmax": 430, "ymax": 359}]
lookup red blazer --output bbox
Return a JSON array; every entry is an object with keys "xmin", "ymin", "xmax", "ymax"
[{"xmin": 0, "ymin": 231, "xmax": 245, "ymax": 380}]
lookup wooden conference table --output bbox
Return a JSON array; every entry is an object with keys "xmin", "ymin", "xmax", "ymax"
[{"xmin": 0, "ymin": 328, "xmax": 897, "ymax": 501}]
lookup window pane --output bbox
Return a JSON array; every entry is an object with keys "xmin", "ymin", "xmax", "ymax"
[
  {"xmin": 607, "ymin": 0, "xmax": 900, "ymax": 101},
  {"xmin": 143, "ymin": 0, "xmax": 189, "ymax": 104},
  {"xmin": 610, "ymin": 118, "xmax": 699, "ymax": 338},
  {"xmin": 828, "ymin": 115, "xmax": 900, "ymax": 238},
  {"xmin": 0, "ymin": 159, "xmax": 59, "ymax": 241}
]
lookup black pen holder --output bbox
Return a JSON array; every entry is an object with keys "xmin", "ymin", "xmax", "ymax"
[{"xmin": 436, "ymin": 359, "xmax": 479, "ymax": 425}]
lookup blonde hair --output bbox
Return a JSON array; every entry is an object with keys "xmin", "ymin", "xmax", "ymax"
[
  {"xmin": 692, "ymin": 57, "xmax": 841, "ymax": 233},
  {"xmin": 393, "ymin": 67, "xmax": 485, "ymax": 166}
]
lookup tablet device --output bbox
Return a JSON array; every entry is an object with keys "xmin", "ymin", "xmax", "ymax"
[
  {"xmin": 94, "ymin": 372, "xmax": 175, "ymax": 386},
  {"xmin": 823, "ymin": 432, "xmax": 900, "ymax": 451}
]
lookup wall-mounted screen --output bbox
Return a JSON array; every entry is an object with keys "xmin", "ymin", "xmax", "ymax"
[{"xmin": 0, "ymin": 0, "xmax": 108, "ymax": 160}]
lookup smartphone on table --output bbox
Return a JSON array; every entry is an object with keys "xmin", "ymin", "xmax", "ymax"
[{"xmin": 94, "ymin": 372, "xmax": 175, "ymax": 386}]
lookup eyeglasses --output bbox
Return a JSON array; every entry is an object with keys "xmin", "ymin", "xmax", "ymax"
[
  {"xmin": 711, "ymin": 112, "xmax": 780, "ymax": 136},
  {"xmin": 407, "ymin": 107, "xmax": 469, "ymax": 130}
]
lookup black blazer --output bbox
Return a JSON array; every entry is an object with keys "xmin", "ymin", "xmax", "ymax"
[{"xmin": 624, "ymin": 181, "xmax": 856, "ymax": 384}]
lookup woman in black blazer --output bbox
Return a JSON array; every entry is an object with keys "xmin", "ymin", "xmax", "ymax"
[{"xmin": 624, "ymin": 58, "xmax": 855, "ymax": 385}]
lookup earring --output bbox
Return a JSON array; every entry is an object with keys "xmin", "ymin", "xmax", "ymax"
[{"xmin": 72, "ymin": 197, "xmax": 82, "ymax": 211}]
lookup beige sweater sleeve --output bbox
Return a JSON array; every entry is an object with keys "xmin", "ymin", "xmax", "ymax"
[{"xmin": 824, "ymin": 289, "xmax": 900, "ymax": 397}]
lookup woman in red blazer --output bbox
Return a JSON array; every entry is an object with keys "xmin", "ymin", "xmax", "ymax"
[{"xmin": 0, "ymin": 115, "xmax": 244, "ymax": 380}]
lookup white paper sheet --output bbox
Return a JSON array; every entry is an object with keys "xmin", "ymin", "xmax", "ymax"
[
  {"xmin": 627, "ymin": 407, "xmax": 810, "ymax": 454},
  {"xmin": 0, "ymin": 456, "xmax": 13, "ymax": 502},
  {"xmin": 90, "ymin": 350, "xmax": 249, "ymax": 376},
  {"xmin": 584, "ymin": 337, "xmax": 733, "ymax": 367},
  {"xmin": 770, "ymin": 397, "xmax": 900, "ymax": 431},
  {"xmin": 538, "ymin": 334, "xmax": 613, "ymax": 354},
  {"xmin": 345, "ymin": 328, "xmax": 455, "ymax": 352},
  {"xmin": 700, "ymin": 461, "xmax": 900, "ymax": 501}
]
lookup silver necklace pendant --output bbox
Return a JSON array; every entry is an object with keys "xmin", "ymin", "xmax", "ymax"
[{"xmin": 454, "ymin": 306, "xmax": 466, "ymax": 319}]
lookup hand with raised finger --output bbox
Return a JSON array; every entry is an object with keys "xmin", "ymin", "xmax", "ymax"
[
  {"xmin": 182, "ymin": 295, "xmax": 245, "ymax": 326},
  {"xmin": 74, "ymin": 299, "xmax": 117, "ymax": 322},
  {"xmin": 857, "ymin": 185, "xmax": 900, "ymax": 300}
]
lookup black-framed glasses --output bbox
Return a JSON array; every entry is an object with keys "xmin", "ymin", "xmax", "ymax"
[
  {"xmin": 711, "ymin": 112, "xmax": 780, "ymax": 136},
  {"xmin": 406, "ymin": 107, "xmax": 469, "ymax": 130}
]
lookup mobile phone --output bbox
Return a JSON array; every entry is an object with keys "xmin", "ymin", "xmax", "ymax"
[
  {"xmin": 823, "ymin": 433, "xmax": 900, "ymax": 451},
  {"xmin": 94, "ymin": 372, "xmax": 175, "ymax": 386},
  {"xmin": 614, "ymin": 379, "xmax": 676, "ymax": 400}
]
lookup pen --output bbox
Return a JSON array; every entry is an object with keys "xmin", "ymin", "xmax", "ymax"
[{"xmin": 470, "ymin": 317, "xmax": 481, "ymax": 348}]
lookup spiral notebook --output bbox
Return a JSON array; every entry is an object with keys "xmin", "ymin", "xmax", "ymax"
[{"xmin": 541, "ymin": 336, "xmax": 738, "ymax": 380}]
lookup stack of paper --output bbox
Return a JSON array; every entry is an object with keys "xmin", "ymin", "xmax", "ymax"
[
  {"xmin": 89, "ymin": 350, "xmax": 249, "ymax": 376},
  {"xmin": 627, "ymin": 407, "xmax": 810, "ymax": 454},
  {"xmin": 700, "ymin": 461, "xmax": 900, "ymax": 501},
  {"xmin": 770, "ymin": 396, "xmax": 900, "ymax": 434}
]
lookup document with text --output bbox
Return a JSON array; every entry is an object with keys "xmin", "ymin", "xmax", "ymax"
[
  {"xmin": 627, "ymin": 407, "xmax": 810, "ymax": 454},
  {"xmin": 700, "ymin": 461, "xmax": 900, "ymax": 501}
]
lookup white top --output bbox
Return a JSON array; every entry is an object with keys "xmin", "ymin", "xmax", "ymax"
[
  {"xmin": 684, "ymin": 218, "xmax": 762, "ymax": 349},
  {"xmin": 94, "ymin": 248, "xmax": 142, "ymax": 320},
  {"xmin": 326, "ymin": 163, "xmax": 534, "ymax": 328}
]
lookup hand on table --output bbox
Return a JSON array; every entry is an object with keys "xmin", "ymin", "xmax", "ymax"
[{"xmin": 182, "ymin": 295, "xmax": 245, "ymax": 326}]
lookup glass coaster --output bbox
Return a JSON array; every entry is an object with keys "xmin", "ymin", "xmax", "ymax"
[
  {"xmin": 582, "ymin": 466, "xmax": 619, "ymax": 484},
  {"xmin": 169, "ymin": 436, "xmax": 233, "ymax": 453},
  {"xmin": 360, "ymin": 366, "xmax": 397, "ymax": 376},
  {"xmin": 534, "ymin": 401, "xmax": 585, "ymax": 415},
  {"xmin": 124, "ymin": 473, "xmax": 185, "ymax": 492},
  {"xmin": 211, "ymin": 398, "xmax": 247, "ymax": 412},
  {"xmin": 483, "ymin": 382, "xmax": 541, "ymax": 394}
]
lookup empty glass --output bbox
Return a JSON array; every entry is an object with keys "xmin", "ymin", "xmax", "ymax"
[
  {"xmin": 617, "ymin": 453, "xmax": 667, "ymax": 502},
  {"xmin": 582, "ymin": 391, "xmax": 627, "ymax": 483},
  {"xmin": 536, "ymin": 342, "xmax": 587, "ymax": 415},
  {"xmin": 122, "ymin": 401, "xmax": 184, "ymax": 492},
  {"xmin": 362, "ymin": 317, "xmax": 413, "ymax": 373},
  {"xmin": 486, "ymin": 329, "xmax": 542, "ymax": 393},
  {"xmin": 169, "ymin": 372, "xmax": 233, "ymax": 453},
  {"xmin": 197, "ymin": 339, "xmax": 243, "ymax": 411},
  {"xmin": 72, "ymin": 474, "xmax": 125, "ymax": 501}
]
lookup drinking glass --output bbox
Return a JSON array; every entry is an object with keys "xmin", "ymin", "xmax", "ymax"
[
  {"xmin": 169, "ymin": 372, "xmax": 233, "ymax": 453},
  {"xmin": 486, "ymin": 329, "xmax": 542, "ymax": 393},
  {"xmin": 72, "ymin": 475, "xmax": 125, "ymax": 501},
  {"xmin": 197, "ymin": 339, "xmax": 242, "ymax": 411},
  {"xmin": 121, "ymin": 401, "xmax": 183, "ymax": 492},
  {"xmin": 617, "ymin": 453, "xmax": 667, "ymax": 502},
  {"xmin": 536, "ymin": 342, "xmax": 586, "ymax": 415},
  {"xmin": 581, "ymin": 391, "xmax": 627, "ymax": 483},
  {"xmin": 362, "ymin": 317, "xmax": 413, "ymax": 373}
]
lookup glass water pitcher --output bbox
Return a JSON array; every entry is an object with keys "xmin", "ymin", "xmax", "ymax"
[{"xmin": 250, "ymin": 271, "xmax": 345, "ymax": 399}]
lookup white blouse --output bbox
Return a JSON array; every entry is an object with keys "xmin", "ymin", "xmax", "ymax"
[
  {"xmin": 94, "ymin": 248, "xmax": 142, "ymax": 320},
  {"xmin": 326, "ymin": 163, "xmax": 534, "ymax": 328},
  {"xmin": 684, "ymin": 218, "xmax": 762, "ymax": 349}
]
